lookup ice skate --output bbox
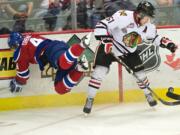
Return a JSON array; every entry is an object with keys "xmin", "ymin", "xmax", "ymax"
[
  {"xmin": 145, "ymin": 93, "xmax": 157, "ymax": 107},
  {"xmin": 80, "ymin": 32, "xmax": 92, "ymax": 48},
  {"xmin": 83, "ymin": 98, "xmax": 94, "ymax": 115}
]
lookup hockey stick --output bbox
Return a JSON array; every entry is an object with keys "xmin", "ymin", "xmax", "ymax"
[
  {"xmin": 166, "ymin": 87, "xmax": 180, "ymax": 100},
  {"xmin": 111, "ymin": 53, "xmax": 180, "ymax": 106}
]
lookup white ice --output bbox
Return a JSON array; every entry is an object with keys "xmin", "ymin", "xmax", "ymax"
[{"xmin": 0, "ymin": 102, "xmax": 180, "ymax": 135}]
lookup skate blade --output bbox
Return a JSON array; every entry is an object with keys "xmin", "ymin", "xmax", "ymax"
[
  {"xmin": 150, "ymin": 106, "xmax": 157, "ymax": 111},
  {"xmin": 83, "ymin": 113, "xmax": 90, "ymax": 117}
]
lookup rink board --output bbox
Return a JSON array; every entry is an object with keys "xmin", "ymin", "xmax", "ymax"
[{"xmin": 0, "ymin": 27, "xmax": 180, "ymax": 110}]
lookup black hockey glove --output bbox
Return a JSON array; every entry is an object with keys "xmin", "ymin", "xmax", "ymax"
[
  {"xmin": 101, "ymin": 37, "xmax": 113, "ymax": 54},
  {"xmin": 9, "ymin": 79, "xmax": 23, "ymax": 93},
  {"xmin": 166, "ymin": 43, "xmax": 177, "ymax": 53},
  {"xmin": 160, "ymin": 37, "xmax": 177, "ymax": 53}
]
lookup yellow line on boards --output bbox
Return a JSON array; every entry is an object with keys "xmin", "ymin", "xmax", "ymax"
[{"xmin": 0, "ymin": 88, "xmax": 177, "ymax": 111}]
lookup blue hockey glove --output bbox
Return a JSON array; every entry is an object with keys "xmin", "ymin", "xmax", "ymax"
[{"xmin": 9, "ymin": 79, "xmax": 23, "ymax": 93}]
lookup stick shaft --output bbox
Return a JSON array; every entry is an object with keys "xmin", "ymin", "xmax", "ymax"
[{"xmin": 111, "ymin": 53, "xmax": 180, "ymax": 106}]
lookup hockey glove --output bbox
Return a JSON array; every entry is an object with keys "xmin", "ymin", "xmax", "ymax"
[
  {"xmin": 9, "ymin": 79, "xmax": 23, "ymax": 93},
  {"xmin": 160, "ymin": 37, "xmax": 177, "ymax": 53},
  {"xmin": 101, "ymin": 38, "xmax": 113, "ymax": 54}
]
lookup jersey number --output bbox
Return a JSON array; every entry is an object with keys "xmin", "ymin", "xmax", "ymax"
[
  {"xmin": 30, "ymin": 38, "xmax": 43, "ymax": 47},
  {"xmin": 105, "ymin": 17, "xmax": 114, "ymax": 23}
]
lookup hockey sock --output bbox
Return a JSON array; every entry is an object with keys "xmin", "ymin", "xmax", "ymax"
[
  {"xmin": 135, "ymin": 71, "xmax": 151, "ymax": 94},
  {"xmin": 87, "ymin": 77, "xmax": 102, "ymax": 98},
  {"xmin": 87, "ymin": 66, "xmax": 108, "ymax": 98},
  {"xmin": 137, "ymin": 77, "xmax": 151, "ymax": 94},
  {"xmin": 59, "ymin": 44, "xmax": 85, "ymax": 70},
  {"xmin": 55, "ymin": 81, "xmax": 70, "ymax": 94},
  {"xmin": 55, "ymin": 69, "xmax": 84, "ymax": 94}
]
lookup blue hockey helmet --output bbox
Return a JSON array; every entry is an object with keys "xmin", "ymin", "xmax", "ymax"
[{"xmin": 8, "ymin": 32, "xmax": 23, "ymax": 49}]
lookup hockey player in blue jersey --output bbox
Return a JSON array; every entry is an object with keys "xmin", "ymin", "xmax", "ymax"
[{"xmin": 8, "ymin": 32, "xmax": 92, "ymax": 94}]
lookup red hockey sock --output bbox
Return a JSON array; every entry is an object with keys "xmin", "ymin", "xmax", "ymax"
[
  {"xmin": 69, "ymin": 69, "xmax": 84, "ymax": 82},
  {"xmin": 59, "ymin": 44, "xmax": 85, "ymax": 70},
  {"xmin": 54, "ymin": 69, "xmax": 84, "ymax": 94},
  {"xmin": 55, "ymin": 81, "xmax": 70, "ymax": 95},
  {"xmin": 70, "ymin": 44, "xmax": 85, "ymax": 57}
]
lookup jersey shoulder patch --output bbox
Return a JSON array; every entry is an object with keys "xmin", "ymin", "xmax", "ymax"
[{"xmin": 119, "ymin": 10, "xmax": 127, "ymax": 16}]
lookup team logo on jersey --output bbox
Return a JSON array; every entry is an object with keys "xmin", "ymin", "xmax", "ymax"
[
  {"xmin": 137, "ymin": 43, "xmax": 161, "ymax": 72},
  {"xmin": 123, "ymin": 32, "xmax": 142, "ymax": 48}
]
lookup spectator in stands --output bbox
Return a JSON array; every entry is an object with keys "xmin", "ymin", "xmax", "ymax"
[
  {"xmin": 43, "ymin": 11, "xmax": 58, "ymax": 31},
  {"xmin": 0, "ymin": 0, "xmax": 10, "ymax": 34},
  {"xmin": 34, "ymin": 0, "xmax": 70, "ymax": 31},
  {"xmin": 76, "ymin": 0, "xmax": 88, "ymax": 28},
  {"xmin": 42, "ymin": 0, "xmax": 61, "ymax": 31},
  {"xmin": 0, "ymin": 0, "xmax": 9, "ymax": 20},
  {"xmin": 63, "ymin": 0, "xmax": 88, "ymax": 30},
  {"xmin": 156, "ymin": 0, "xmax": 173, "ymax": 6},
  {"xmin": 174, "ymin": 0, "xmax": 180, "ymax": 5},
  {"xmin": 173, "ymin": 0, "xmax": 180, "ymax": 24},
  {"xmin": 86, "ymin": 0, "xmax": 105, "ymax": 28},
  {"xmin": 6, "ymin": 0, "xmax": 34, "ymax": 33},
  {"xmin": 156, "ymin": 0, "xmax": 174, "ymax": 25},
  {"xmin": 103, "ymin": 0, "xmax": 136, "ymax": 17}
]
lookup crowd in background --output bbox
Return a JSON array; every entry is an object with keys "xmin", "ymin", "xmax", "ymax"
[{"xmin": 0, "ymin": 0, "xmax": 180, "ymax": 34}]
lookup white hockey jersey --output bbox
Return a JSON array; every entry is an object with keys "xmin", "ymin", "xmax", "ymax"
[{"xmin": 94, "ymin": 10, "xmax": 162, "ymax": 56}]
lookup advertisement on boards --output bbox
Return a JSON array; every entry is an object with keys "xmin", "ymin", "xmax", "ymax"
[{"xmin": 0, "ymin": 49, "xmax": 16, "ymax": 80}]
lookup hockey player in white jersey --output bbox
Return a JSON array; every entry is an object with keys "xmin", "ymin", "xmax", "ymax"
[{"xmin": 83, "ymin": 1, "xmax": 177, "ymax": 114}]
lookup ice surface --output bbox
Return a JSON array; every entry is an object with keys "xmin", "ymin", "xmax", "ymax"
[{"xmin": 0, "ymin": 103, "xmax": 180, "ymax": 135}]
